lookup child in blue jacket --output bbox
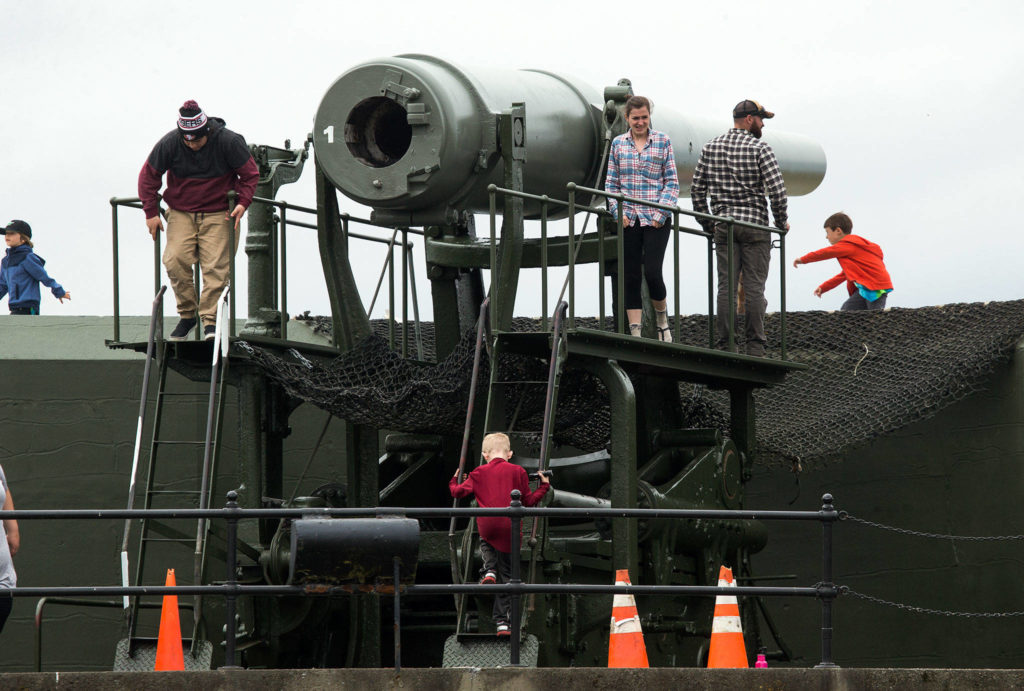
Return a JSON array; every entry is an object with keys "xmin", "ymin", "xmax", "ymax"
[{"xmin": 0, "ymin": 220, "xmax": 71, "ymax": 315}]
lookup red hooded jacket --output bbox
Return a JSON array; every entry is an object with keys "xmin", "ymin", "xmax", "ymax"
[
  {"xmin": 799, "ymin": 234, "xmax": 893, "ymax": 296},
  {"xmin": 449, "ymin": 457, "xmax": 549, "ymax": 552}
]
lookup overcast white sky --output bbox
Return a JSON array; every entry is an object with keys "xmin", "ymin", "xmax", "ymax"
[{"xmin": 2, "ymin": 0, "xmax": 1021, "ymax": 322}]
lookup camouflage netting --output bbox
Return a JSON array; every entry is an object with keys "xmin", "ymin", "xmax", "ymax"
[{"xmin": 244, "ymin": 300, "xmax": 1024, "ymax": 467}]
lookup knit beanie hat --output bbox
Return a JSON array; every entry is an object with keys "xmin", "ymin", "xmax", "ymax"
[
  {"xmin": 4, "ymin": 220, "xmax": 32, "ymax": 238},
  {"xmin": 177, "ymin": 100, "xmax": 210, "ymax": 140}
]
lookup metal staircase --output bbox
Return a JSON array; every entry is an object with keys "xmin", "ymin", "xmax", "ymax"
[
  {"xmin": 114, "ymin": 287, "xmax": 231, "ymax": 670},
  {"xmin": 443, "ymin": 300, "xmax": 568, "ymax": 666}
]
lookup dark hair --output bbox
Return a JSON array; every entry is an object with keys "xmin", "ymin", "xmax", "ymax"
[
  {"xmin": 824, "ymin": 212, "xmax": 853, "ymax": 234},
  {"xmin": 624, "ymin": 96, "xmax": 652, "ymax": 117}
]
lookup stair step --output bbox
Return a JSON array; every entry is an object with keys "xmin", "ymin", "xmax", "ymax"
[
  {"xmin": 114, "ymin": 638, "xmax": 213, "ymax": 671},
  {"xmin": 442, "ymin": 633, "xmax": 539, "ymax": 668}
]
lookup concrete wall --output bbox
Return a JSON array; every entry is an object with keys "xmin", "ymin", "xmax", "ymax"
[
  {"xmin": 0, "ymin": 317, "xmax": 349, "ymax": 672},
  {"xmin": 1, "ymin": 667, "xmax": 1023, "ymax": 690},
  {"xmin": 744, "ymin": 342, "xmax": 1024, "ymax": 668}
]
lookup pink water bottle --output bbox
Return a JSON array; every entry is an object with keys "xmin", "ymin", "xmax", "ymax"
[{"xmin": 755, "ymin": 647, "xmax": 768, "ymax": 668}]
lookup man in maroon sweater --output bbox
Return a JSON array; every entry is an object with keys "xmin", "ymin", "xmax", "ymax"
[
  {"xmin": 450, "ymin": 432, "xmax": 551, "ymax": 635},
  {"xmin": 138, "ymin": 100, "xmax": 259, "ymax": 340},
  {"xmin": 794, "ymin": 212, "xmax": 893, "ymax": 311}
]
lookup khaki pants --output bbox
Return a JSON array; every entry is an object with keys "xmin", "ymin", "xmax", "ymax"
[{"xmin": 164, "ymin": 208, "xmax": 238, "ymax": 326}]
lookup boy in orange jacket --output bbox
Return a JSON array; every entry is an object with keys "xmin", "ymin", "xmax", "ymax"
[{"xmin": 793, "ymin": 212, "xmax": 893, "ymax": 310}]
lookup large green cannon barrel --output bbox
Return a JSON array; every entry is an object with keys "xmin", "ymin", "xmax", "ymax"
[{"xmin": 313, "ymin": 54, "xmax": 826, "ymax": 223}]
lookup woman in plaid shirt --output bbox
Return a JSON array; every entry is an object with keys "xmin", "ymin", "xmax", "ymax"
[{"xmin": 605, "ymin": 96, "xmax": 680, "ymax": 342}]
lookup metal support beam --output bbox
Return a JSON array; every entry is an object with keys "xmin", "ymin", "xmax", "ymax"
[
  {"xmin": 315, "ymin": 160, "xmax": 372, "ymax": 351},
  {"xmin": 580, "ymin": 359, "xmax": 638, "ymax": 576},
  {"xmin": 492, "ymin": 105, "xmax": 526, "ymax": 332},
  {"xmin": 729, "ymin": 386, "xmax": 757, "ymax": 479}
]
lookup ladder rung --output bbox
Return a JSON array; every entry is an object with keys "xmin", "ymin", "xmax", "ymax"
[
  {"xmin": 153, "ymin": 440, "xmax": 209, "ymax": 446},
  {"xmin": 492, "ymin": 380, "xmax": 549, "ymax": 385},
  {"xmin": 159, "ymin": 391, "xmax": 210, "ymax": 397},
  {"xmin": 147, "ymin": 490, "xmax": 203, "ymax": 496},
  {"xmin": 141, "ymin": 537, "xmax": 195, "ymax": 544}
]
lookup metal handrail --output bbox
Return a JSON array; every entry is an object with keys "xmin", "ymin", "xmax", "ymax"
[
  {"xmin": 34, "ymin": 598, "xmax": 179, "ymax": 672},
  {"xmin": 109, "ymin": 197, "xmax": 235, "ymax": 342},
  {"xmin": 7, "ymin": 492, "xmax": 842, "ymax": 670},
  {"xmin": 571, "ymin": 182, "xmax": 790, "ymax": 358},
  {"xmin": 483, "ymin": 183, "xmax": 792, "ymax": 358},
  {"xmin": 109, "ymin": 196, "xmax": 425, "ymax": 358},
  {"xmin": 449, "ymin": 297, "xmax": 490, "ymax": 631}
]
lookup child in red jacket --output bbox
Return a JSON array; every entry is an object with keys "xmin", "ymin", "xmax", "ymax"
[
  {"xmin": 449, "ymin": 432, "xmax": 550, "ymax": 636},
  {"xmin": 793, "ymin": 212, "xmax": 893, "ymax": 311}
]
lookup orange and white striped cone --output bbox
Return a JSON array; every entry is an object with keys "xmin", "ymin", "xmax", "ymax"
[
  {"xmin": 707, "ymin": 565, "xmax": 748, "ymax": 668},
  {"xmin": 608, "ymin": 569, "xmax": 649, "ymax": 668}
]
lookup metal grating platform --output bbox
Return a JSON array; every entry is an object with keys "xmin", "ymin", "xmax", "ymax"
[
  {"xmin": 442, "ymin": 633, "xmax": 539, "ymax": 668},
  {"xmin": 113, "ymin": 638, "xmax": 213, "ymax": 671}
]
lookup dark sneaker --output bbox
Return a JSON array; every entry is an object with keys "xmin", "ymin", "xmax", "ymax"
[
  {"xmin": 169, "ymin": 318, "xmax": 197, "ymax": 341},
  {"xmin": 204, "ymin": 325, "xmax": 217, "ymax": 341},
  {"xmin": 495, "ymin": 622, "xmax": 511, "ymax": 637},
  {"xmin": 479, "ymin": 571, "xmax": 497, "ymax": 585},
  {"xmin": 745, "ymin": 342, "xmax": 766, "ymax": 358}
]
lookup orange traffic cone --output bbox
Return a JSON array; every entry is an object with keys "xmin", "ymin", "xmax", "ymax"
[
  {"xmin": 154, "ymin": 569, "xmax": 185, "ymax": 671},
  {"xmin": 608, "ymin": 569, "xmax": 649, "ymax": 668},
  {"xmin": 707, "ymin": 565, "xmax": 748, "ymax": 668}
]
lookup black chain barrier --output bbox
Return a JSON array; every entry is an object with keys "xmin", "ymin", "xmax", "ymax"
[
  {"xmin": 838, "ymin": 511, "xmax": 1024, "ymax": 618},
  {"xmin": 841, "ymin": 588, "xmax": 1024, "ymax": 618},
  {"xmin": 842, "ymin": 512, "xmax": 1024, "ymax": 541}
]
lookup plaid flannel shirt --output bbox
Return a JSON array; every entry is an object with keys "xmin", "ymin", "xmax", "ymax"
[
  {"xmin": 690, "ymin": 128, "xmax": 788, "ymax": 230},
  {"xmin": 605, "ymin": 130, "xmax": 679, "ymax": 226}
]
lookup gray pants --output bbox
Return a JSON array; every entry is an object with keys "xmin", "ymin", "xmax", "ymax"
[
  {"xmin": 714, "ymin": 224, "xmax": 772, "ymax": 355},
  {"xmin": 841, "ymin": 293, "xmax": 888, "ymax": 311}
]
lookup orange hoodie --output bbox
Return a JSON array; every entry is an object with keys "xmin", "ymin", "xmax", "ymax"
[{"xmin": 798, "ymin": 234, "xmax": 893, "ymax": 296}]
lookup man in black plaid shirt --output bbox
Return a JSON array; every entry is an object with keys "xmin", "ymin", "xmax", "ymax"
[{"xmin": 691, "ymin": 99, "xmax": 789, "ymax": 357}]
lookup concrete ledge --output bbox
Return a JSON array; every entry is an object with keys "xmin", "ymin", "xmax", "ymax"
[{"xmin": 1, "ymin": 668, "xmax": 1022, "ymax": 690}]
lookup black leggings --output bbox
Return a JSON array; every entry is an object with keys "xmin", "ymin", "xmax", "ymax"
[{"xmin": 623, "ymin": 221, "xmax": 671, "ymax": 310}]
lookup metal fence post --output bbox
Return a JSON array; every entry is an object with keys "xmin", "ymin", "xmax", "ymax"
[
  {"xmin": 280, "ymin": 206, "xmax": 288, "ymax": 340},
  {"xmin": 227, "ymin": 191, "xmax": 238, "ymax": 337},
  {"xmin": 727, "ymin": 221, "xmax": 736, "ymax": 352},
  {"xmin": 509, "ymin": 489, "xmax": 523, "ymax": 666},
  {"xmin": 110, "ymin": 200, "xmax": 121, "ymax": 343},
  {"xmin": 815, "ymin": 493, "xmax": 839, "ymax": 668},
  {"xmin": 223, "ymin": 491, "xmax": 242, "ymax": 670},
  {"xmin": 394, "ymin": 556, "xmax": 402, "ymax": 674},
  {"xmin": 779, "ymin": 230, "xmax": 787, "ymax": 359}
]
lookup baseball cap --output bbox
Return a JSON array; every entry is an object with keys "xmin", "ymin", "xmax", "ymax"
[
  {"xmin": 733, "ymin": 99, "xmax": 775, "ymax": 119},
  {"xmin": 4, "ymin": 220, "xmax": 32, "ymax": 238}
]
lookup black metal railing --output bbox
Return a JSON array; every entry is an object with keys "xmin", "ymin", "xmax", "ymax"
[
  {"xmin": 108, "ymin": 196, "xmax": 425, "ymax": 358},
  {"xmin": 8, "ymin": 491, "xmax": 841, "ymax": 672},
  {"xmin": 485, "ymin": 183, "xmax": 791, "ymax": 358}
]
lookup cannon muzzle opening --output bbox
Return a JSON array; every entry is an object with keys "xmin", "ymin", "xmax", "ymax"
[{"xmin": 345, "ymin": 97, "xmax": 413, "ymax": 168}]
